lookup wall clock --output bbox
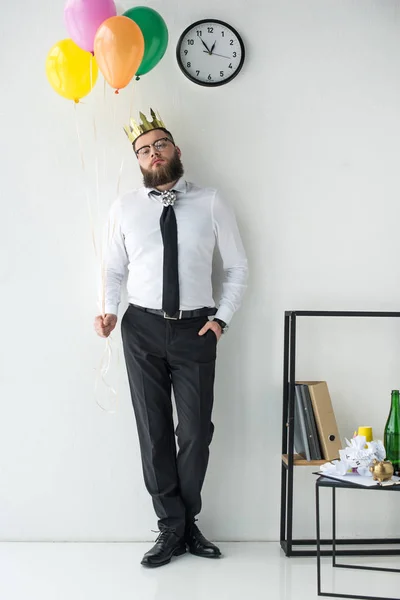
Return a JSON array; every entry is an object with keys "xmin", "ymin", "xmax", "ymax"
[{"xmin": 176, "ymin": 19, "xmax": 245, "ymax": 87}]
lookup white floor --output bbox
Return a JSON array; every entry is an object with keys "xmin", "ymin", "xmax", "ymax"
[{"xmin": 0, "ymin": 542, "xmax": 399, "ymax": 600}]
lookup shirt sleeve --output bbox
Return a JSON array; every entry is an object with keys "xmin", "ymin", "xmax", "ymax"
[
  {"xmin": 211, "ymin": 190, "xmax": 248, "ymax": 324},
  {"xmin": 102, "ymin": 199, "xmax": 129, "ymax": 316}
]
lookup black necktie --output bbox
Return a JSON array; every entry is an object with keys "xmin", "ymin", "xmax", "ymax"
[{"xmin": 153, "ymin": 190, "xmax": 180, "ymax": 317}]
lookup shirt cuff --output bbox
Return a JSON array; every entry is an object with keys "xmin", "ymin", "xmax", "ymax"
[
  {"xmin": 104, "ymin": 304, "xmax": 119, "ymax": 316},
  {"xmin": 214, "ymin": 305, "xmax": 234, "ymax": 325}
]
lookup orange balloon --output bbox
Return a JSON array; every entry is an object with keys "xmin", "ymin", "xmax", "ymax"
[{"xmin": 94, "ymin": 16, "xmax": 144, "ymax": 91}]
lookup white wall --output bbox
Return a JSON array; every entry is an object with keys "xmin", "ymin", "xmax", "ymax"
[{"xmin": 2, "ymin": 0, "xmax": 400, "ymax": 542}]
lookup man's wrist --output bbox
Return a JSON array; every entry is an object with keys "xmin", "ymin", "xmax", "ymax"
[{"xmin": 213, "ymin": 318, "xmax": 228, "ymax": 333}]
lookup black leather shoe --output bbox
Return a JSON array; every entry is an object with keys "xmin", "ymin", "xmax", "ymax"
[
  {"xmin": 185, "ymin": 523, "xmax": 221, "ymax": 558},
  {"xmin": 141, "ymin": 530, "xmax": 186, "ymax": 568}
]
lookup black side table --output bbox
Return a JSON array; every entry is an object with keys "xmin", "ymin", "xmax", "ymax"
[{"xmin": 316, "ymin": 476, "xmax": 400, "ymax": 600}]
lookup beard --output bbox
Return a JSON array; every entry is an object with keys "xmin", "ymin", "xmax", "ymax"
[{"xmin": 141, "ymin": 150, "xmax": 184, "ymax": 188}]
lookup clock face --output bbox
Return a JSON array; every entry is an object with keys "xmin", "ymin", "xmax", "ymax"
[{"xmin": 176, "ymin": 19, "xmax": 245, "ymax": 87}]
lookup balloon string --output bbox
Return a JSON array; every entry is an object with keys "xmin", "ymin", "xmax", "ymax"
[
  {"xmin": 93, "ymin": 113, "xmax": 100, "ymax": 235},
  {"xmin": 96, "ymin": 212, "xmax": 120, "ymax": 414},
  {"xmin": 73, "ymin": 103, "xmax": 97, "ymax": 257},
  {"xmin": 97, "ymin": 99, "xmax": 120, "ymax": 413},
  {"xmin": 129, "ymin": 79, "xmax": 135, "ymax": 120},
  {"xmin": 117, "ymin": 158, "xmax": 124, "ymax": 197},
  {"xmin": 99, "ymin": 217, "xmax": 108, "ymax": 318},
  {"xmin": 112, "ymin": 89, "xmax": 117, "ymax": 134},
  {"xmin": 90, "ymin": 57, "xmax": 93, "ymax": 93},
  {"xmin": 74, "ymin": 99, "xmax": 119, "ymax": 414},
  {"xmin": 94, "ymin": 335, "xmax": 119, "ymax": 414},
  {"xmin": 99, "ymin": 212, "xmax": 116, "ymax": 317},
  {"xmin": 103, "ymin": 80, "xmax": 108, "ymax": 198},
  {"xmin": 103, "ymin": 77, "xmax": 107, "ymax": 102}
]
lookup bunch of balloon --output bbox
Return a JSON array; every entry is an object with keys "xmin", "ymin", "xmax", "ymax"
[{"xmin": 45, "ymin": 1, "xmax": 169, "ymax": 101}]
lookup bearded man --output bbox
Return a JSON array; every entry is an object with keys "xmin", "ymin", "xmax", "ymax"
[{"xmin": 94, "ymin": 110, "xmax": 248, "ymax": 568}]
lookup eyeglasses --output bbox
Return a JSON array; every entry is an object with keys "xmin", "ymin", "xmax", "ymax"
[{"xmin": 135, "ymin": 137, "xmax": 174, "ymax": 158}]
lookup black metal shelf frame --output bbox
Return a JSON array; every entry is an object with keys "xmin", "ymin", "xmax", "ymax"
[{"xmin": 280, "ymin": 310, "xmax": 400, "ymax": 557}]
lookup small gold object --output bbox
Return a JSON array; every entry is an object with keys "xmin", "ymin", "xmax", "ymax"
[
  {"xmin": 369, "ymin": 459, "xmax": 394, "ymax": 482},
  {"xmin": 123, "ymin": 108, "xmax": 166, "ymax": 144}
]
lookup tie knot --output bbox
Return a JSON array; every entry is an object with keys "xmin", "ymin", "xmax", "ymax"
[
  {"xmin": 160, "ymin": 190, "xmax": 176, "ymax": 207},
  {"xmin": 151, "ymin": 189, "xmax": 178, "ymax": 207}
]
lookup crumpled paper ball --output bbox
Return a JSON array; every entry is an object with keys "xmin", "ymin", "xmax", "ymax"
[{"xmin": 321, "ymin": 435, "xmax": 386, "ymax": 477}]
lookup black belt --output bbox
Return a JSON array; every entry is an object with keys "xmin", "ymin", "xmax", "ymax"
[{"xmin": 130, "ymin": 304, "xmax": 217, "ymax": 320}]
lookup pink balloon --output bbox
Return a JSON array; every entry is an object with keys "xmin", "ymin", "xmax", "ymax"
[{"xmin": 64, "ymin": 0, "xmax": 117, "ymax": 53}]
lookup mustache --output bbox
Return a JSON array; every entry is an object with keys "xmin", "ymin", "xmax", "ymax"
[{"xmin": 141, "ymin": 151, "xmax": 184, "ymax": 188}]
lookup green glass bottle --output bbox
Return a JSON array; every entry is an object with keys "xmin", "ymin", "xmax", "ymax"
[{"xmin": 384, "ymin": 390, "xmax": 400, "ymax": 475}]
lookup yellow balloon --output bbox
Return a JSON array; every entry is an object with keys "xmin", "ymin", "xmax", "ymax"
[{"xmin": 46, "ymin": 39, "xmax": 98, "ymax": 102}]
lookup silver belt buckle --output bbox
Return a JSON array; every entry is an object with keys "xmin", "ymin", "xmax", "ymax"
[{"xmin": 163, "ymin": 311, "xmax": 182, "ymax": 320}]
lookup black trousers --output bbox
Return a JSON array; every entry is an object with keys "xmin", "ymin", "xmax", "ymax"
[{"xmin": 121, "ymin": 304, "xmax": 217, "ymax": 536}]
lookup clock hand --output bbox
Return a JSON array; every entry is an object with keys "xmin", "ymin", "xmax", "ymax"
[
  {"xmin": 210, "ymin": 40, "xmax": 216, "ymax": 54},
  {"xmin": 200, "ymin": 39, "xmax": 212, "ymax": 54},
  {"xmin": 202, "ymin": 50, "xmax": 231, "ymax": 59}
]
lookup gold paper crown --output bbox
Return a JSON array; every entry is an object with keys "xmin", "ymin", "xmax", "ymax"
[{"xmin": 123, "ymin": 108, "xmax": 166, "ymax": 144}]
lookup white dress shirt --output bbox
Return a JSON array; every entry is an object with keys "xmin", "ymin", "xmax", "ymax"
[{"xmin": 104, "ymin": 178, "xmax": 248, "ymax": 324}]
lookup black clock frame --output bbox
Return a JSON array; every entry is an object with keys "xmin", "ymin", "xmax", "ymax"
[{"xmin": 176, "ymin": 18, "xmax": 245, "ymax": 87}]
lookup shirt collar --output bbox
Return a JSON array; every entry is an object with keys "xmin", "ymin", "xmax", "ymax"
[{"xmin": 146, "ymin": 177, "xmax": 187, "ymax": 197}]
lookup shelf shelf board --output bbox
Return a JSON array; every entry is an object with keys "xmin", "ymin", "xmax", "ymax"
[{"xmin": 282, "ymin": 454, "xmax": 327, "ymax": 467}]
